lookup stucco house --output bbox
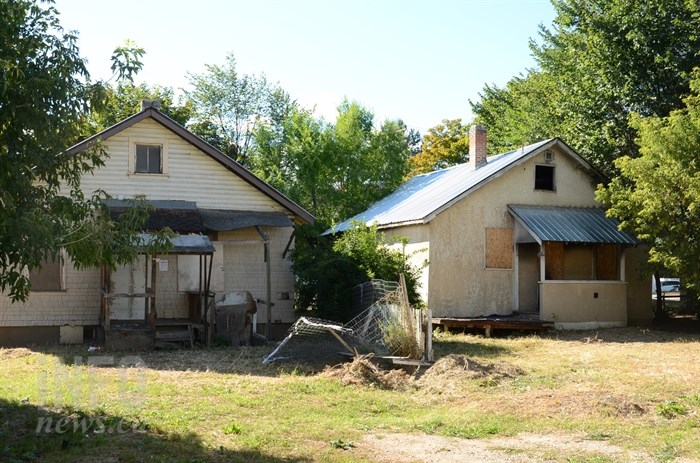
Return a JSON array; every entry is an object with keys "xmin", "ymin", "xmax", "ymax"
[
  {"xmin": 0, "ymin": 101, "xmax": 314, "ymax": 347},
  {"xmin": 332, "ymin": 125, "xmax": 650, "ymax": 329}
]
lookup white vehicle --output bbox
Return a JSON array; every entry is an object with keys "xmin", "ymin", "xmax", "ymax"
[{"xmin": 652, "ymin": 278, "xmax": 681, "ymax": 298}]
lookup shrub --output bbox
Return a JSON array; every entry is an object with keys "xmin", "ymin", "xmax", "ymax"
[{"xmin": 291, "ymin": 222, "xmax": 425, "ymax": 322}]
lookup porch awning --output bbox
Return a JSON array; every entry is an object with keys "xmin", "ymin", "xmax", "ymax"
[
  {"xmin": 199, "ymin": 209, "xmax": 293, "ymax": 231},
  {"xmin": 137, "ymin": 233, "xmax": 215, "ymax": 255},
  {"xmin": 508, "ymin": 205, "xmax": 637, "ymax": 245}
]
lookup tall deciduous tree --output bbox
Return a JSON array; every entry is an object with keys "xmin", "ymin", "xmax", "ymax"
[
  {"xmin": 185, "ymin": 53, "xmax": 278, "ymax": 165},
  {"xmin": 471, "ymin": 0, "xmax": 700, "ymax": 176},
  {"xmin": 408, "ymin": 118, "xmax": 470, "ymax": 176},
  {"xmin": 597, "ymin": 72, "xmax": 700, "ymax": 295},
  {"xmin": 90, "ymin": 82, "xmax": 194, "ymax": 130},
  {"xmin": 0, "ymin": 0, "xmax": 165, "ymax": 301},
  {"xmin": 251, "ymin": 100, "xmax": 412, "ymax": 226}
]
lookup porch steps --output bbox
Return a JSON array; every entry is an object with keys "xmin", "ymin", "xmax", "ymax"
[{"xmin": 155, "ymin": 322, "xmax": 193, "ymax": 348}]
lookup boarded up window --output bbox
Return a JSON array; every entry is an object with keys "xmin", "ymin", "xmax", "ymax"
[
  {"xmin": 544, "ymin": 242, "xmax": 564, "ymax": 280},
  {"xmin": 485, "ymin": 228, "xmax": 513, "ymax": 269},
  {"xmin": 595, "ymin": 244, "xmax": 619, "ymax": 280},
  {"xmin": 29, "ymin": 255, "xmax": 63, "ymax": 291}
]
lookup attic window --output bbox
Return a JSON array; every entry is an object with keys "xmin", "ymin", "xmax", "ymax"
[
  {"xmin": 135, "ymin": 144, "xmax": 162, "ymax": 174},
  {"xmin": 535, "ymin": 165, "xmax": 555, "ymax": 191}
]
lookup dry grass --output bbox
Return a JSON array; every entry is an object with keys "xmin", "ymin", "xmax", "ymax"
[{"xmin": 2, "ymin": 327, "xmax": 700, "ymax": 462}]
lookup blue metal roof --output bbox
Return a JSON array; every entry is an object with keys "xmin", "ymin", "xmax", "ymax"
[
  {"xmin": 508, "ymin": 205, "xmax": 637, "ymax": 245},
  {"xmin": 328, "ymin": 139, "xmax": 556, "ymax": 233}
]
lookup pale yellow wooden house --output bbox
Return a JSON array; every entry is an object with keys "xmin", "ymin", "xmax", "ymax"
[{"xmin": 0, "ymin": 102, "xmax": 314, "ymax": 347}]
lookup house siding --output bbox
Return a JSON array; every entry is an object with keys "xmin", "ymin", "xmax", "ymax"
[
  {"xmin": 428, "ymin": 146, "xmax": 600, "ymax": 317},
  {"xmin": 219, "ymin": 227, "xmax": 296, "ymax": 323},
  {"xmin": 79, "ymin": 119, "xmax": 286, "ymax": 212},
  {"xmin": 0, "ymin": 261, "xmax": 100, "ymax": 327},
  {"xmin": 0, "ymin": 117, "xmax": 303, "ymax": 339}
]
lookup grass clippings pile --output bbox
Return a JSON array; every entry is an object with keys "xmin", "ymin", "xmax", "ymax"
[
  {"xmin": 321, "ymin": 355, "xmax": 412, "ymax": 390},
  {"xmin": 417, "ymin": 354, "xmax": 524, "ymax": 395}
]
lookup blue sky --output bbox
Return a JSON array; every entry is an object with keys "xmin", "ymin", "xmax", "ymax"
[{"xmin": 55, "ymin": 0, "xmax": 556, "ymax": 133}]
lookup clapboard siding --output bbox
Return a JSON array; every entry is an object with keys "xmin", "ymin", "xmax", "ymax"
[{"xmin": 80, "ymin": 119, "xmax": 286, "ymax": 212}]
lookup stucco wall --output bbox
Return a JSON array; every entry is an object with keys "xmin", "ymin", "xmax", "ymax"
[
  {"xmin": 540, "ymin": 281, "xmax": 627, "ymax": 328},
  {"xmin": 428, "ymin": 146, "xmax": 601, "ymax": 317},
  {"xmin": 383, "ymin": 224, "xmax": 430, "ymax": 305}
]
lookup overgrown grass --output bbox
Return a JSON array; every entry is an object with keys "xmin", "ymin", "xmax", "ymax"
[{"xmin": 1, "ymin": 327, "xmax": 699, "ymax": 462}]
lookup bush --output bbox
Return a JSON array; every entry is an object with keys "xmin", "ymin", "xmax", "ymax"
[{"xmin": 291, "ymin": 222, "xmax": 425, "ymax": 322}]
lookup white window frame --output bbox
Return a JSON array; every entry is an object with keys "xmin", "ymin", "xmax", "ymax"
[{"xmin": 129, "ymin": 138, "xmax": 169, "ymax": 176}]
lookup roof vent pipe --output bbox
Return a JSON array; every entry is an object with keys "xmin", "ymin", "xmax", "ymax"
[{"xmin": 469, "ymin": 124, "xmax": 487, "ymax": 170}]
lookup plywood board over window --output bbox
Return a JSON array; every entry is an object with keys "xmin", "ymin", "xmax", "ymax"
[
  {"xmin": 595, "ymin": 244, "xmax": 619, "ymax": 280},
  {"xmin": 544, "ymin": 242, "xmax": 564, "ymax": 280},
  {"xmin": 485, "ymin": 227, "xmax": 513, "ymax": 269},
  {"xmin": 29, "ymin": 255, "xmax": 63, "ymax": 291}
]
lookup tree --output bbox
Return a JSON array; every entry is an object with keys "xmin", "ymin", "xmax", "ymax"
[
  {"xmin": 596, "ymin": 72, "xmax": 700, "ymax": 298},
  {"xmin": 251, "ymin": 100, "xmax": 412, "ymax": 226},
  {"xmin": 185, "ymin": 53, "xmax": 278, "ymax": 165},
  {"xmin": 408, "ymin": 118, "xmax": 470, "ymax": 176},
  {"xmin": 89, "ymin": 82, "xmax": 194, "ymax": 131},
  {"xmin": 471, "ymin": 0, "xmax": 700, "ymax": 176},
  {"xmin": 291, "ymin": 222, "xmax": 424, "ymax": 322},
  {"xmin": 0, "ymin": 1, "xmax": 165, "ymax": 301},
  {"xmin": 471, "ymin": 70, "xmax": 563, "ymax": 155}
]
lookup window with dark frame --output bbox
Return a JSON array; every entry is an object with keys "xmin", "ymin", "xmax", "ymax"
[
  {"xmin": 135, "ymin": 144, "xmax": 162, "ymax": 174},
  {"xmin": 29, "ymin": 255, "xmax": 63, "ymax": 291},
  {"xmin": 535, "ymin": 165, "xmax": 555, "ymax": 191}
]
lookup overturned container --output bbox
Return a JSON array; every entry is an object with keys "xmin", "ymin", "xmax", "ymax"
[{"xmin": 214, "ymin": 291, "xmax": 257, "ymax": 346}]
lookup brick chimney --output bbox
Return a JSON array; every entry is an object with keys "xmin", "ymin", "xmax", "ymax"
[{"xmin": 469, "ymin": 124, "xmax": 487, "ymax": 170}]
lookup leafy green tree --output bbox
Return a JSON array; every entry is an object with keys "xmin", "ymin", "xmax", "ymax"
[
  {"xmin": 291, "ymin": 222, "xmax": 423, "ymax": 322},
  {"xmin": 408, "ymin": 118, "xmax": 470, "ymax": 175},
  {"xmin": 251, "ymin": 100, "xmax": 412, "ymax": 226},
  {"xmin": 471, "ymin": 0, "xmax": 700, "ymax": 176},
  {"xmin": 90, "ymin": 82, "xmax": 194, "ymax": 130},
  {"xmin": 471, "ymin": 70, "xmax": 563, "ymax": 155},
  {"xmin": 596, "ymin": 72, "xmax": 700, "ymax": 298},
  {"xmin": 185, "ymin": 53, "xmax": 280, "ymax": 165},
  {"xmin": 0, "ymin": 1, "xmax": 166, "ymax": 301}
]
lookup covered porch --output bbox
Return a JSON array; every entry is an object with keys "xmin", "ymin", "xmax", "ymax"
[{"xmin": 509, "ymin": 205, "xmax": 637, "ymax": 329}]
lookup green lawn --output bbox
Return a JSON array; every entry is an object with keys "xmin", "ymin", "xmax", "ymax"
[{"xmin": 1, "ymin": 327, "xmax": 699, "ymax": 462}]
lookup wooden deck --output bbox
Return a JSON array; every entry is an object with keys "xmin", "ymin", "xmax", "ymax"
[{"xmin": 433, "ymin": 313, "xmax": 554, "ymax": 337}]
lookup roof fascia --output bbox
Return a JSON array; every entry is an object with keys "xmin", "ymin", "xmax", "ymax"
[
  {"xmin": 422, "ymin": 139, "xmax": 601, "ymax": 224},
  {"xmin": 507, "ymin": 205, "xmax": 543, "ymax": 245}
]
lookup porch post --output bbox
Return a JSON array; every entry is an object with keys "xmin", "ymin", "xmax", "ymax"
[
  {"xmin": 513, "ymin": 243, "xmax": 519, "ymax": 311},
  {"xmin": 620, "ymin": 247, "xmax": 626, "ymax": 281},
  {"xmin": 539, "ymin": 244, "xmax": 546, "ymax": 282}
]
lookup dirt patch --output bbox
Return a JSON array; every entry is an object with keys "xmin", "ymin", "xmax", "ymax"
[
  {"xmin": 359, "ymin": 432, "xmax": 667, "ymax": 463},
  {"xmin": 597, "ymin": 393, "xmax": 647, "ymax": 417}
]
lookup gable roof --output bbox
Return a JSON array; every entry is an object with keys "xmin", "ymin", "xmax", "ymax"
[
  {"xmin": 69, "ymin": 107, "xmax": 315, "ymax": 224},
  {"xmin": 329, "ymin": 138, "xmax": 598, "ymax": 233}
]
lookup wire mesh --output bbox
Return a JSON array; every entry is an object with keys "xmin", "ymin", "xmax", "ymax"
[{"xmin": 263, "ymin": 280, "xmax": 423, "ymax": 364}]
